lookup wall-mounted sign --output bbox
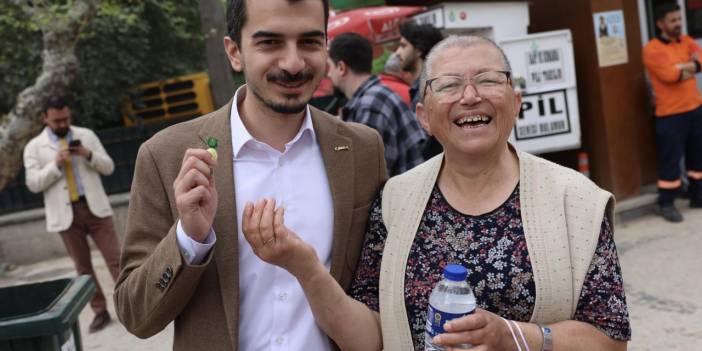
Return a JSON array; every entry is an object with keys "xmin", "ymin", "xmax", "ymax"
[
  {"xmin": 593, "ymin": 10, "xmax": 629, "ymax": 67},
  {"xmin": 526, "ymin": 47, "xmax": 566, "ymax": 88},
  {"xmin": 411, "ymin": 3, "xmax": 530, "ymax": 40},
  {"xmin": 500, "ymin": 30, "xmax": 581, "ymax": 154},
  {"xmin": 516, "ymin": 89, "xmax": 571, "ymax": 140},
  {"xmin": 412, "ymin": 7, "xmax": 445, "ymax": 29}
]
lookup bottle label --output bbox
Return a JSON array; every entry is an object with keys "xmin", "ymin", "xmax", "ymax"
[{"xmin": 425, "ymin": 304, "xmax": 475, "ymax": 339}]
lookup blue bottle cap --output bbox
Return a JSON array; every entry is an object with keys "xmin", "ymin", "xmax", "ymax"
[{"xmin": 443, "ymin": 264, "xmax": 468, "ymax": 281}]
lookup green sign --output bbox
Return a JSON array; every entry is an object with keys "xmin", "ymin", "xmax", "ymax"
[{"xmin": 331, "ymin": 0, "xmax": 384, "ymax": 11}]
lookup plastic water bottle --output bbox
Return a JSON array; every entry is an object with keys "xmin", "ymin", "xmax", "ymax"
[{"xmin": 424, "ymin": 264, "xmax": 477, "ymax": 350}]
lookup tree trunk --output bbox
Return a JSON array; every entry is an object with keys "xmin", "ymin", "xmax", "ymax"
[
  {"xmin": 0, "ymin": 0, "xmax": 98, "ymax": 191},
  {"xmin": 198, "ymin": 0, "xmax": 236, "ymax": 108}
]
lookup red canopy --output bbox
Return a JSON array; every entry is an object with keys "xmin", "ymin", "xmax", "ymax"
[
  {"xmin": 328, "ymin": 6, "xmax": 425, "ymax": 44},
  {"xmin": 317, "ymin": 6, "xmax": 425, "ymax": 99}
]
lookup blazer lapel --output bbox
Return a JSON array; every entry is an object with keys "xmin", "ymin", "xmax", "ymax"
[
  {"xmin": 311, "ymin": 109, "xmax": 355, "ymax": 282},
  {"xmin": 197, "ymin": 100, "xmax": 240, "ymax": 347}
]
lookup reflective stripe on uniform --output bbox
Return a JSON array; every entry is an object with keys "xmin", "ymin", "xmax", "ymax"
[
  {"xmin": 658, "ymin": 179, "xmax": 682, "ymax": 189},
  {"xmin": 687, "ymin": 171, "xmax": 702, "ymax": 180}
]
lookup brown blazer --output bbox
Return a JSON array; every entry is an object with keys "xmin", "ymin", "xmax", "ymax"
[{"xmin": 114, "ymin": 101, "xmax": 387, "ymax": 350}]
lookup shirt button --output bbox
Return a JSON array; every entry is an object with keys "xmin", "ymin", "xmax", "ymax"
[
  {"xmin": 278, "ymin": 292, "xmax": 288, "ymax": 301},
  {"xmin": 275, "ymin": 336, "xmax": 285, "ymax": 345}
]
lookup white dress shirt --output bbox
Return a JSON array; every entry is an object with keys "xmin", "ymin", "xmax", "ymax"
[{"xmin": 176, "ymin": 86, "xmax": 334, "ymax": 351}]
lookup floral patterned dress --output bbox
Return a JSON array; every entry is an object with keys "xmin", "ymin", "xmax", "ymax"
[{"xmin": 350, "ymin": 184, "xmax": 631, "ymax": 350}]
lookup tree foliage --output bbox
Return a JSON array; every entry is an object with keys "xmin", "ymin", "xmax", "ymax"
[
  {"xmin": 0, "ymin": 2, "xmax": 42, "ymax": 119},
  {"xmin": 0, "ymin": 0, "xmax": 206, "ymax": 130},
  {"xmin": 0, "ymin": 0, "xmax": 99, "ymax": 191}
]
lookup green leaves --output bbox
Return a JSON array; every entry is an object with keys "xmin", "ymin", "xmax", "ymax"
[
  {"xmin": 0, "ymin": 0, "xmax": 206, "ymax": 129},
  {"xmin": 0, "ymin": 2, "xmax": 42, "ymax": 115}
]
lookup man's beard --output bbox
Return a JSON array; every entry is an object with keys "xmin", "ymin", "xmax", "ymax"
[
  {"xmin": 401, "ymin": 54, "xmax": 418, "ymax": 74},
  {"xmin": 250, "ymin": 88, "xmax": 308, "ymax": 114},
  {"xmin": 248, "ymin": 68, "xmax": 316, "ymax": 114},
  {"xmin": 53, "ymin": 127, "xmax": 69, "ymax": 137},
  {"xmin": 666, "ymin": 26, "xmax": 682, "ymax": 39}
]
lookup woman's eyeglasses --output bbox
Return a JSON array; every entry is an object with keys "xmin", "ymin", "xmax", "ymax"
[{"xmin": 423, "ymin": 71, "xmax": 512, "ymax": 103}]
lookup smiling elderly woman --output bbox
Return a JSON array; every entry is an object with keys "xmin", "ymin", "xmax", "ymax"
[
  {"xmin": 347, "ymin": 36, "xmax": 630, "ymax": 351},
  {"xmin": 236, "ymin": 35, "xmax": 631, "ymax": 351}
]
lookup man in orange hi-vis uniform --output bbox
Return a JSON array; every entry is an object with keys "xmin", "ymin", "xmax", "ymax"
[{"xmin": 643, "ymin": 2, "xmax": 702, "ymax": 223}]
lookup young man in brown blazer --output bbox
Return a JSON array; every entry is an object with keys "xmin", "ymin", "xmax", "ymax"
[{"xmin": 114, "ymin": 0, "xmax": 387, "ymax": 349}]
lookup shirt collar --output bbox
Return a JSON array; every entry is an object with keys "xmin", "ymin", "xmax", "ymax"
[
  {"xmin": 46, "ymin": 127, "xmax": 73, "ymax": 143},
  {"xmin": 657, "ymin": 35, "xmax": 681, "ymax": 44},
  {"xmin": 229, "ymin": 85, "xmax": 316, "ymax": 158}
]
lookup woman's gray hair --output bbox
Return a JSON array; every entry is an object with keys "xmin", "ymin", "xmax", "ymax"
[{"xmin": 418, "ymin": 35, "xmax": 513, "ymax": 101}]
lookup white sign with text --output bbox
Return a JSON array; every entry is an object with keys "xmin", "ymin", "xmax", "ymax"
[{"xmin": 500, "ymin": 30, "xmax": 581, "ymax": 154}]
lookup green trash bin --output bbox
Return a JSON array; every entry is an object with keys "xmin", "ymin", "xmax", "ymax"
[{"xmin": 0, "ymin": 275, "xmax": 95, "ymax": 351}]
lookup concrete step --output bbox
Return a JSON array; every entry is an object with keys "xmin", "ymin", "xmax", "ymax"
[{"xmin": 616, "ymin": 186, "xmax": 658, "ymax": 223}]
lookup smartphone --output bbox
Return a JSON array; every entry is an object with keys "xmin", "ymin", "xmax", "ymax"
[{"xmin": 68, "ymin": 139, "xmax": 82, "ymax": 147}]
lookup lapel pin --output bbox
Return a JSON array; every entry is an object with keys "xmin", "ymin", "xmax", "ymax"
[{"xmin": 334, "ymin": 145, "xmax": 350, "ymax": 152}]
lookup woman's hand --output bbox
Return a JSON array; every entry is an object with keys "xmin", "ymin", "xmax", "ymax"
[{"xmin": 433, "ymin": 308, "xmax": 518, "ymax": 351}]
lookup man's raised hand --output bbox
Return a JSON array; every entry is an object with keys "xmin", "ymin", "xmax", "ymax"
[{"xmin": 174, "ymin": 148, "xmax": 218, "ymax": 242}]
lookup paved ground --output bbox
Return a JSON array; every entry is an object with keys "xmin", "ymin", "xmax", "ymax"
[
  {"xmin": 615, "ymin": 201, "xmax": 702, "ymax": 350},
  {"xmin": 1, "ymin": 201, "xmax": 700, "ymax": 350}
]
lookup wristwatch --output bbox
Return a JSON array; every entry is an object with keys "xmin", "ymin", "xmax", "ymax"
[{"xmin": 539, "ymin": 325, "xmax": 554, "ymax": 351}]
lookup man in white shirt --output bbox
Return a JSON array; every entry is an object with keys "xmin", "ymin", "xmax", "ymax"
[
  {"xmin": 114, "ymin": 0, "xmax": 387, "ymax": 350},
  {"xmin": 24, "ymin": 96, "xmax": 120, "ymax": 333}
]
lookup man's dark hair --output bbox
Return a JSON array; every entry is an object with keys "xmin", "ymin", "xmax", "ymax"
[
  {"xmin": 655, "ymin": 2, "xmax": 680, "ymax": 22},
  {"xmin": 226, "ymin": 0, "xmax": 330, "ymax": 46},
  {"xmin": 328, "ymin": 32, "xmax": 373, "ymax": 74},
  {"xmin": 43, "ymin": 96, "xmax": 70, "ymax": 113},
  {"xmin": 399, "ymin": 21, "xmax": 444, "ymax": 60}
]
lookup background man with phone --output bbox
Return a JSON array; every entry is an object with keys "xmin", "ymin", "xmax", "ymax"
[{"xmin": 23, "ymin": 95, "xmax": 121, "ymax": 333}]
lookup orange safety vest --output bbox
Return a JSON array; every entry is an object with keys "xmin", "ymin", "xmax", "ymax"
[{"xmin": 643, "ymin": 35, "xmax": 702, "ymax": 117}]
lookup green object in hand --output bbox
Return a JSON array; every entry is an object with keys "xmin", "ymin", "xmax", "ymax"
[
  {"xmin": 204, "ymin": 137, "xmax": 219, "ymax": 161},
  {"xmin": 206, "ymin": 137, "xmax": 218, "ymax": 149}
]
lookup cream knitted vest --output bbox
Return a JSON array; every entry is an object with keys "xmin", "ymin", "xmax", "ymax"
[{"xmin": 378, "ymin": 150, "xmax": 614, "ymax": 350}]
